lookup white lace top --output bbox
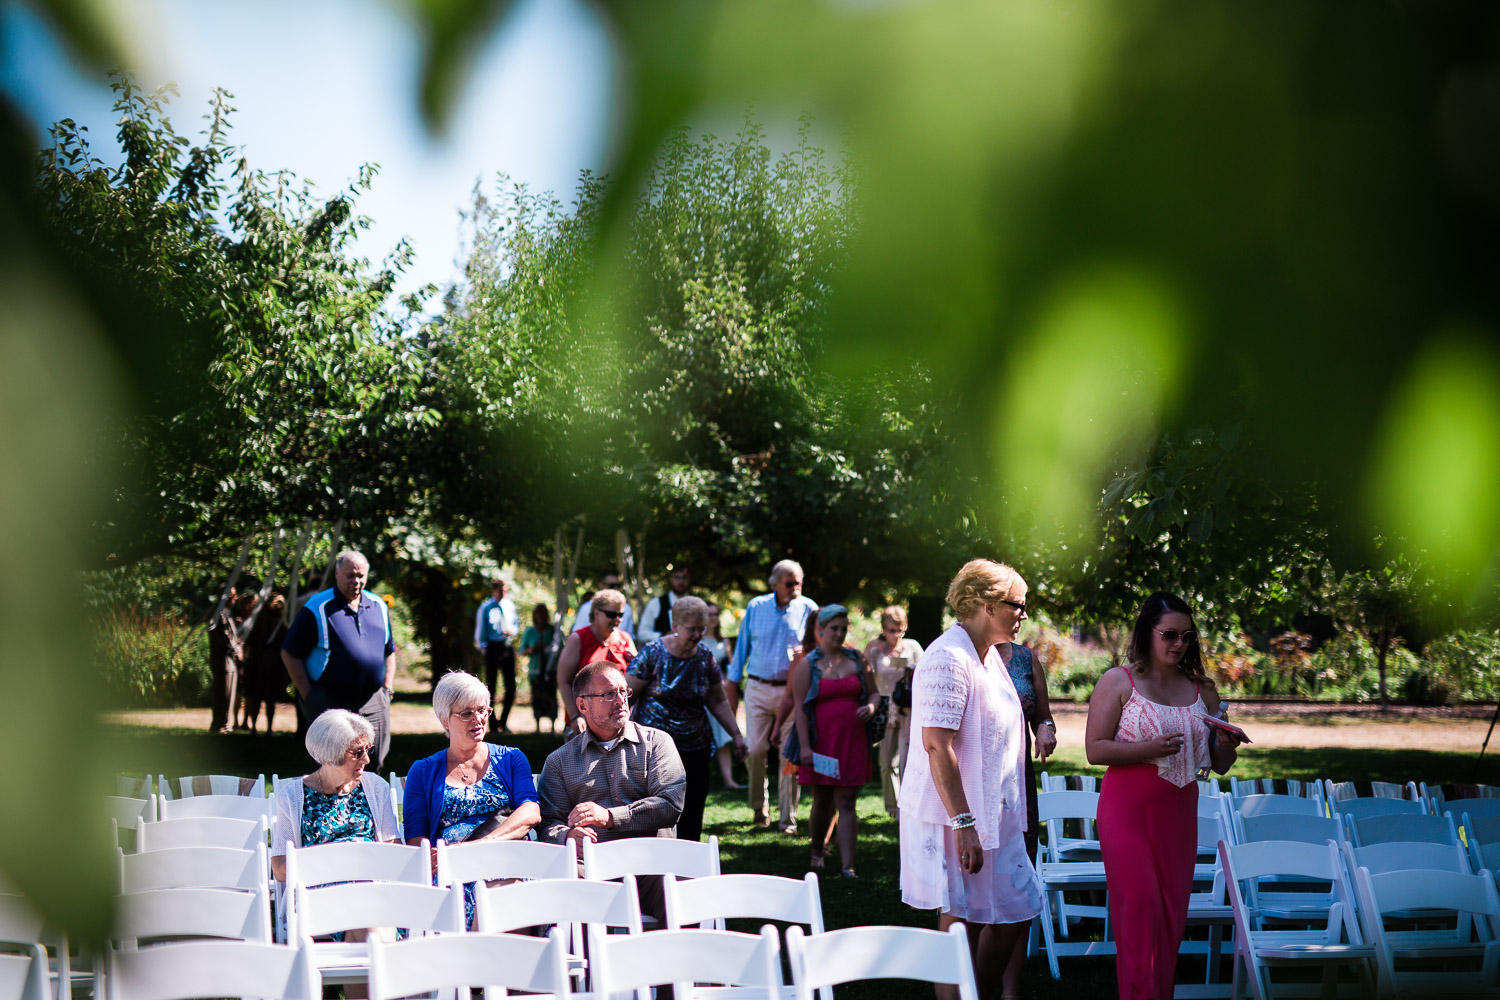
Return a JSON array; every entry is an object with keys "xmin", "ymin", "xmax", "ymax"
[
  {"xmin": 898, "ymin": 624, "xmax": 1028, "ymax": 851},
  {"xmin": 1115, "ymin": 682, "xmax": 1212, "ymax": 789}
]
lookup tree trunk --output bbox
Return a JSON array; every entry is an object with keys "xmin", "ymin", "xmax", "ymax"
[
  {"xmin": 414, "ymin": 565, "xmax": 466, "ymax": 688},
  {"xmin": 1376, "ymin": 630, "xmax": 1392, "ymax": 711}
]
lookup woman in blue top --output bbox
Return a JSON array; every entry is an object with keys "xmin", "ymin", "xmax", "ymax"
[{"xmin": 403, "ymin": 670, "xmax": 539, "ymax": 925}]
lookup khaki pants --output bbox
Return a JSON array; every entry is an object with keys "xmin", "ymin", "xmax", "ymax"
[
  {"xmin": 744, "ymin": 678, "xmax": 800, "ymax": 828},
  {"xmin": 879, "ymin": 707, "xmax": 911, "ymax": 816}
]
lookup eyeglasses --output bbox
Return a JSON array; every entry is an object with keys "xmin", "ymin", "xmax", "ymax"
[
  {"xmin": 582, "ymin": 689, "xmax": 630, "ymax": 703},
  {"xmin": 993, "ymin": 599, "xmax": 1027, "ymax": 615},
  {"xmin": 1154, "ymin": 627, "xmax": 1199, "ymax": 645},
  {"xmin": 452, "ymin": 707, "xmax": 491, "ymax": 722},
  {"xmin": 596, "ymin": 608, "xmax": 624, "ymax": 621},
  {"xmin": 345, "ymin": 744, "xmax": 372, "ymax": 760}
]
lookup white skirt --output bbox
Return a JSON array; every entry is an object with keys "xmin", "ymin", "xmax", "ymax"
[{"xmin": 899, "ymin": 810, "xmax": 1042, "ymax": 925}]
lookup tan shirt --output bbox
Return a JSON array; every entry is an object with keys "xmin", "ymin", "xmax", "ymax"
[{"xmin": 538, "ymin": 721, "xmax": 686, "ymax": 843}]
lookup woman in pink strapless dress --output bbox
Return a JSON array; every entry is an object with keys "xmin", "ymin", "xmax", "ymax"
[{"xmin": 1085, "ymin": 592, "xmax": 1245, "ymax": 1000}]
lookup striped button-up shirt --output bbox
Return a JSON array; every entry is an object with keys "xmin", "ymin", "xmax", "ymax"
[
  {"xmin": 726, "ymin": 592, "xmax": 818, "ymax": 684},
  {"xmin": 538, "ymin": 722, "xmax": 686, "ymax": 843}
]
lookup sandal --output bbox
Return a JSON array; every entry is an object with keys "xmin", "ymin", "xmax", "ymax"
[
  {"xmin": 809, "ymin": 854, "xmax": 826, "ymax": 870},
  {"xmin": 841, "ymin": 867, "xmax": 858, "ymax": 879}
]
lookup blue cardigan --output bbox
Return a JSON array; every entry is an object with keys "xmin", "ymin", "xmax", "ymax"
[{"xmin": 402, "ymin": 742, "xmax": 539, "ymax": 843}]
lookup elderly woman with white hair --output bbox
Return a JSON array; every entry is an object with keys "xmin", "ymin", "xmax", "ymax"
[
  {"xmin": 269, "ymin": 709, "xmax": 401, "ymax": 955},
  {"xmin": 403, "ymin": 671, "xmax": 539, "ymax": 923},
  {"xmin": 899, "ymin": 559, "xmax": 1043, "ymax": 1000}
]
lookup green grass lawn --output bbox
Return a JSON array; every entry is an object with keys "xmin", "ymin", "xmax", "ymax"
[{"xmin": 104, "ymin": 715, "xmax": 1493, "ymax": 999}]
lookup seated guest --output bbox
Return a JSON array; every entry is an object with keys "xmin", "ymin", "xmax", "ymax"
[
  {"xmin": 557, "ymin": 589, "xmax": 638, "ymax": 733},
  {"xmin": 403, "ymin": 671, "xmax": 540, "ymax": 925},
  {"xmin": 539, "ymin": 662, "xmax": 685, "ymax": 923},
  {"xmin": 270, "ymin": 709, "xmax": 401, "ymax": 962}
]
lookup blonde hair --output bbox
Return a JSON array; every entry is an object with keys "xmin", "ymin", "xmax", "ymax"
[
  {"xmin": 880, "ymin": 606, "xmax": 908, "ymax": 630},
  {"xmin": 591, "ymin": 589, "xmax": 626, "ymax": 613},
  {"xmin": 669, "ymin": 595, "xmax": 710, "ymax": 628},
  {"xmin": 945, "ymin": 559, "xmax": 1024, "ymax": 619}
]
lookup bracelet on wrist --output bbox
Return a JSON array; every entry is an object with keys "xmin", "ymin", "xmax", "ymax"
[
  {"xmin": 949, "ymin": 812, "xmax": 976, "ymax": 830},
  {"xmin": 1038, "ymin": 720, "xmax": 1056, "ymax": 729}
]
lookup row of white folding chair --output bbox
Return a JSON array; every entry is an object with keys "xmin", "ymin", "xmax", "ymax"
[
  {"xmin": 1229, "ymin": 777, "xmax": 1324, "ymax": 801},
  {"xmin": 1325, "ymin": 779, "xmax": 1420, "ymax": 805},
  {"xmin": 155, "ymin": 773, "xmax": 267, "ymax": 800},
  {"xmin": 1420, "ymin": 781, "xmax": 1500, "ymax": 817},
  {"xmin": 1352, "ymin": 866, "xmax": 1500, "ymax": 997}
]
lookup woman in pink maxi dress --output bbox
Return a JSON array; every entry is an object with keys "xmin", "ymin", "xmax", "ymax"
[{"xmin": 1085, "ymin": 592, "xmax": 1245, "ymax": 1000}]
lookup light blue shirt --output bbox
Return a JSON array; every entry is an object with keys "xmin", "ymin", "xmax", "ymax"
[
  {"xmin": 727, "ymin": 592, "xmax": 818, "ymax": 684},
  {"xmin": 475, "ymin": 596, "xmax": 519, "ymax": 647}
]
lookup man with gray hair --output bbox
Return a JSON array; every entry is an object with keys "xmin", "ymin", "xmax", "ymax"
[
  {"xmin": 726, "ymin": 559, "xmax": 817, "ymax": 833},
  {"xmin": 282, "ymin": 550, "xmax": 396, "ymax": 772}
]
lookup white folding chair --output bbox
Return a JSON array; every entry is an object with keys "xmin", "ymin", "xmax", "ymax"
[
  {"xmin": 119, "ymin": 844, "xmax": 268, "ymax": 895},
  {"xmin": 663, "ymin": 873, "xmax": 829, "ymax": 1000},
  {"xmin": 282, "ymin": 840, "xmax": 430, "ymax": 945},
  {"xmin": 476, "ymin": 875, "xmax": 642, "ymax": 999},
  {"xmin": 1471, "ymin": 839, "xmax": 1500, "ymax": 882},
  {"xmin": 386, "ymin": 772, "xmax": 405, "ymax": 823},
  {"xmin": 437, "ymin": 838, "xmax": 576, "ymax": 890},
  {"xmin": 1241, "ymin": 814, "xmax": 1345, "ymax": 846},
  {"xmin": 1034, "ymin": 790, "xmax": 1111, "ymax": 975},
  {"xmin": 1354, "ymin": 866, "xmax": 1500, "ymax": 998},
  {"xmin": 368, "ymin": 927, "xmax": 572, "ymax": 1000},
  {"xmin": 157, "ymin": 774, "xmax": 267, "ymax": 800},
  {"xmin": 157, "ymin": 794, "xmax": 274, "ymax": 825},
  {"xmin": 0, "ymin": 896, "xmax": 61, "ymax": 1000},
  {"xmin": 1230, "ymin": 794, "xmax": 1327, "ymax": 846},
  {"xmin": 1348, "ymin": 813, "xmax": 1459, "ymax": 849},
  {"xmin": 595, "ymin": 926, "xmax": 782, "ymax": 1000},
  {"xmin": 1220, "ymin": 839, "xmax": 1374, "ymax": 1000},
  {"xmin": 107, "ymin": 938, "xmax": 320, "ymax": 1000},
  {"xmin": 114, "ymin": 886, "xmax": 273, "ymax": 946},
  {"xmin": 1178, "ymin": 812, "xmax": 1235, "ymax": 998},
  {"xmin": 1333, "ymin": 797, "xmax": 1427, "ymax": 824},
  {"xmin": 297, "ymin": 880, "xmax": 464, "ymax": 987},
  {"xmin": 134, "ymin": 815, "xmax": 266, "ymax": 852},
  {"xmin": 104, "ymin": 797, "xmax": 155, "ymax": 839},
  {"xmin": 1450, "ymin": 802, "xmax": 1500, "ymax": 843},
  {"xmin": 1325, "ymin": 780, "xmax": 1419, "ymax": 804},
  {"xmin": 0, "ymin": 949, "xmax": 51, "ymax": 1000},
  {"xmin": 786, "ymin": 923, "xmax": 978, "ymax": 1000},
  {"xmin": 580, "ymin": 836, "xmax": 721, "ymax": 881}
]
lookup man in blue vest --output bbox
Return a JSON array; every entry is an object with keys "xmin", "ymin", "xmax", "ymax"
[
  {"xmin": 474, "ymin": 578, "xmax": 520, "ymax": 733},
  {"xmin": 281, "ymin": 550, "xmax": 395, "ymax": 772}
]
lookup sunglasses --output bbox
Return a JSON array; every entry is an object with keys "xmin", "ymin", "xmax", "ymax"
[
  {"xmin": 1153, "ymin": 627, "xmax": 1199, "ymax": 645},
  {"xmin": 596, "ymin": 608, "xmax": 624, "ymax": 621},
  {"xmin": 993, "ymin": 599, "xmax": 1027, "ymax": 615}
]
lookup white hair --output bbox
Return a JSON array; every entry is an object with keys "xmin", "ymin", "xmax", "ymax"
[
  {"xmin": 768, "ymin": 559, "xmax": 804, "ymax": 587},
  {"xmin": 433, "ymin": 671, "xmax": 490, "ymax": 723},
  {"xmin": 335, "ymin": 549, "xmax": 369, "ymax": 571},
  {"xmin": 305, "ymin": 710, "xmax": 374, "ymax": 767}
]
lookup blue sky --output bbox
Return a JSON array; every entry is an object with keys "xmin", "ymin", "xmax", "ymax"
[{"xmin": 0, "ymin": 0, "xmax": 616, "ymax": 305}]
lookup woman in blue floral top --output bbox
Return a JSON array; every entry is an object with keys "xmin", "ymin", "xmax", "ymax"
[
  {"xmin": 626, "ymin": 596, "xmax": 747, "ymax": 841},
  {"xmin": 403, "ymin": 671, "xmax": 540, "ymax": 925}
]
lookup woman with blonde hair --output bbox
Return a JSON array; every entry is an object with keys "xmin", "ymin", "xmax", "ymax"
[
  {"xmin": 899, "ymin": 559, "xmax": 1042, "ymax": 1000},
  {"xmin": 865, "ymin": 605, "xmax": 924, "ymax": 818}
]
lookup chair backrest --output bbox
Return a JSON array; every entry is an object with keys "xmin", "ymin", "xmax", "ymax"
[
  {"xmin": 119, "ymin": 844, "xmax": 268, "ymax": 894},
  {"xmin": 1340, "ymin": 839, "xmax": 1470, "ymax": 879},
  {"xmin": 436, "ymin": 838, "xmax": 575, "ymax": 888},
  {"xmin": 114, "ymin": 886, "xmax": 272, "ymax": 945},
  {"xmin": 135, "ymin": 816, "xmax": 266, "ymax": 852},
  {"xmin": 295, "ymin": 881, "xmax": 463, "ymax": 940},
  {"xmin": 1353, "ymin": 866, "xmax": 1500, "ymax": 994},
  {"xmin": 108, "ymin": 939, "xmax": 319, "ymax": 1000},
  {"xmin": 1422, "ymin": 781, "xmax": 1500, "ymax": 816},
  {"xmin": 116, "ymin": 776, "xmax": 154, "ymax": 800},
  {"xmin": 1220, "ymin": 839, "xmax": 1361, "ymax": 944},
  {"xmin": 1196, "ymin": 812, "xmax": 1230, "ymax": 854},
  {"xmin": 368, "ymin": 927, "xmax": 571, "ymax": 1000},
  {"xmin": 1236, "ymin": 793, "xmax": 1324, "ymax": 819},
  {"xmin": 1334, "ymin": 797, "xmax": 1426, "ymax": 822},
  {"xmin": 104, "ymin": 796, "xmax": 155, "ymax": 830},
  {"xmin": 581, "ymin": 835, "xmax": 721, "ymax": 881},
  {"xmin": 1038, "ymin": 772, "xmax": 1097, "ymax": 793},
  {"xmin": 1349, "ymin": 812, "xmax": 1458, "ymax": 848},
  {"xmin": 1326, "ymin": 779, "xmax": 1417, "ymax": 803},
  {"xmin": 0, "ymin": 947, "xmax": 50, "ymax": 1000},
  {"xmin": 282, "ymin": 839, "xmax": 430, "ymax": 943},
  {"xmin": 0, "ymin": 896, "xmax": 43, "ymax": 947},
  {"xmin": 1451, "ymin": 799, "xmax": 1500, "ymax": 822},
  {"xmin": 1036, "ymin": 789, "xmax": 1099, "ymax": 823},
  {"xmin": 1241, "ymin": 813, "xmax": 1344, "ymax": 845},
  {"xmin": 664, "ymin": 872, "xmax": 825, "ymax": 933},
  {"xmin": 1231, "ymin": 777, "xmax": 1321, "ymax": 800},
  {"xmin": 159, "ymin": 774, "xmax": 266, "ymax": 800},
  {"xmin": 1472, "ymin": 814, "xmax": 1500, "ymax": 845},
  {"xmin": 157, "ymin": 795, "xmax": 273, "ymax": 824},
  {"xmin": 785, "ymin": 923, "xmax": 978, "ymax": 1000},
  {"xmin": 1473, "ymin": 840, "xmax": 1500, "ymax": 878},
  {"xmin": 475, "ymin": 876, "xmax": 643, "ymax": 935},
  {"xmin": 596, "ymin": 925, "xmax": 782, "ymax": 1000}
]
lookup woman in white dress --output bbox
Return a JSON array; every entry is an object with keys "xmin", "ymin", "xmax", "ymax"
[{"xmin": 899, "ymin": 559, "xmax": 1042, "ymax": 1000}]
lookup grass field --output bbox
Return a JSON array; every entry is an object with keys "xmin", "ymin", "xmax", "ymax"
[{"xmin": 105, "ymin": 701, "xmax": 1497, "ymax": 1000}]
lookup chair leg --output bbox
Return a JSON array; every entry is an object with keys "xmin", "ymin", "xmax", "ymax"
[{"xmin": 1038, "ymin": 889, "xmax": 1062, "ymax": 979}]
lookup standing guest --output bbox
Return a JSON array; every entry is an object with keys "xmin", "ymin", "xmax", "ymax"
[
  {"xmin": 539, "ymin": 662, "xmax": 686, "ymax": 925},
  {"xmin": 244, "ymin": 593, "xmax": 289, "ymax": 734},
  {"xmin": 570, "ymin": 572, "xmax": 637, "ymax": 638},
  {"xmin": 281, "ymin": 550, "xmax": 396, "ymax": 774},
  {"xmin": 703, "ymin": 603, "xmax": 744, "ymax": 789},
  {"xmin": 520, "ymin": 604, "xmax": 558, "ymax": 732},
  {"xmin": 1086, "ymin": 592, "xmax": 1242, "ymax": 1000},
  {"xmin": 789, "ymin": 605, "xmax": 879, "ymax": 877},
  {"xmin": 403, "ymin": 671, "xmax": 539, "ymax": 926},
  {"xmin": 636, "ymin": 565, "xmax": 693, "ymax": 644},
  {"xmin": 207, "ymin": 585, "xmax": 245, "ymax": 734},
  {"xmin": 231, "ymin": 591, "xmax": 259, "ymax": 730},
  {"xmin": 270, "ymin": 709, "xmax": 401, "ymax": 968},
  {"xmin": 557, "ymin": 589, "xmax": 638, "ymax": 733},
  {"xmin": 474, "ymin": 579, "xmax": 520, "ymax": 733},
  {"xmin": 627, "ymin": 596, "xmax": 748, "ymax": 841},
  {"xmin": 899, "ymin": 560, "xmax": 1042, "ymax": 1000},
  {"xmin": 726, "ymin": 559, "xmax": 817, "ymax": 834},
  {"xmin": 865, "ymin": 606, "xmax": 925, "ymax": 819}
]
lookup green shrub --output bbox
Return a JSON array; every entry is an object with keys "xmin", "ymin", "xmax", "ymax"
[
  {"xmin": 1403, "ymin": 668, "xmax": 1457, "ymax": 706},
  {"xmin": 94, "ymin": 607, "xmax": 212, "ymax": 708}
]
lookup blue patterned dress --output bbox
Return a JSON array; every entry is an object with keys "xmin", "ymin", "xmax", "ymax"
[
  {"xmin": 1004, "ymin": 644, "xmax": 1040, "ymax": 860},
  {"xmin": 628, "ymin": 639, "xmax": 724, "ymax": 753},
  {"xmin": 300, "ymin": 785, "xmax": 377, "ymax": 942},
  {"xmin": 438, "ymin": 750, "xmax": 515, "ymax": 927}
]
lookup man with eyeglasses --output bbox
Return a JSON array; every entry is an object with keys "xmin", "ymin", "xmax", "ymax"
[
  {"xmin": 556, "ymin": 588, "xmax": 638, "ymax": 734},
  {"xmin": 282, "ymin": 550, "xmax": 396, "ymax": 773},
  {"xmin": 726, "ymin": 559, "xmax": 818, "ymax": 833},
  {"xmin": 539, "ymin": 661, "xmax": 685, "ymax": 933}
]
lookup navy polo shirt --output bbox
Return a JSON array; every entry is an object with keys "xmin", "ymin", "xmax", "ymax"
[{"xmin": 283, "ymin": 588, "xmax": 395, "ymax": 701}]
